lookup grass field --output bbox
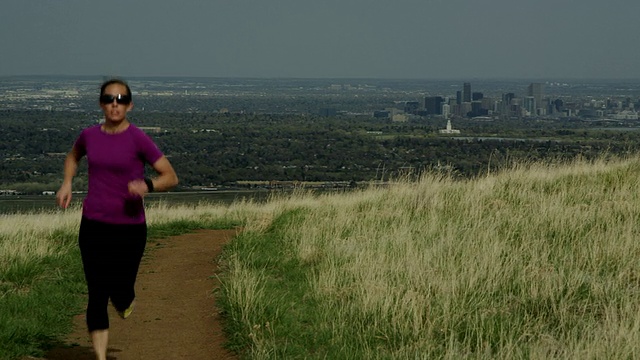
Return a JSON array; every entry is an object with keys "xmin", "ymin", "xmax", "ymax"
[{"xmin": 3, "ymin": 156, "xmax": 640, "ymax": 359}]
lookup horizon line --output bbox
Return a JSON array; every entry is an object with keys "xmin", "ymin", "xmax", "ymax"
[{"xmin": 1, "ymin": 74, "xmax": 639, "ymax": 82}]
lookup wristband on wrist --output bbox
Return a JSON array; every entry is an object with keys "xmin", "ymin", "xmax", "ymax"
[{"xmin": 144, "ymin": 178, "xmax": 154, "ymax": 193}]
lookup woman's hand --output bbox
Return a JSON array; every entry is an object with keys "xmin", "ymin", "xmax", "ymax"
[
  {"xmin": 56, "ymin": 183, "xmax": 73, "ymax": 209},
  {"xmin": 128, "ymin": 179, "xmax": 151, "ymax": 197}
]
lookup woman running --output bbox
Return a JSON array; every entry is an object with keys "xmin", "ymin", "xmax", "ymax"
[{"xmin": 56, "ymin": 78, "xmax": 178, "ymax": 360}]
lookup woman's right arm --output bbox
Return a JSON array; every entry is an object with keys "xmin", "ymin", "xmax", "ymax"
[{"xmin": 56, "ymin": 147, "xmax": 81, "ymax": 209}]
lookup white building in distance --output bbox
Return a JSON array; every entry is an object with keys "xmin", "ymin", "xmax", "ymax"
[{"xmin": 439, "ymin": 119, "xmax": 460, "ymax": 134}]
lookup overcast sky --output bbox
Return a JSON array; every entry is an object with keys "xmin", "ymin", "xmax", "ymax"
[{"xmin": 1, "ymin": 0, "xmax": 639, "ymax": 80}]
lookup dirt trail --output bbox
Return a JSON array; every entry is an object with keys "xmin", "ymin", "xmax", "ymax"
[{"xmin": 42, "ymin": 229, "xmax": 240, "ymax": 360}]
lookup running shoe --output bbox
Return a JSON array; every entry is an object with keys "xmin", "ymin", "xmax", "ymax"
[{"xmin": 117, "ymin": 300, "xmax": 135, "ymax": 319}]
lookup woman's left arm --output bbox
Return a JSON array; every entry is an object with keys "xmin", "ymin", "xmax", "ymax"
[
  {"xmin": 148, "ymin": 156, "xmax": 179, "ymax": 192},
  {"xmin": 128, "ymin": 156, "xmax": 178, "ymax": 196}
]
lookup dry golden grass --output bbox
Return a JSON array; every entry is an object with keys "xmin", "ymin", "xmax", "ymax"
[
  {"xmin": 6, "ymin": 156, "xmax": 640, "ymax": 358},
  {"xmin": 0, "ymin": 206, "xmax": 81, "ymax": 270},
  {"xmin": 255, "ymin": 156, "xmax": 640, "ymax": 358}
]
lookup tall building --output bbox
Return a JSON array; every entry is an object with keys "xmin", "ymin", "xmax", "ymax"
[
  {"xmin": 425, "ymin": 96, "xmax": 444, "ymax": 115},
  {"xmin": 481, "ymin": 98, "xmax": 495, "ymax": 113},
  {"xmin": 523, "ymin": 96, "xmax": 536, "ymax": 115},
  {"xmin": 501, "ymin": 93, "xmax": 516, "ymax": 119},
  {"xmin": 463, "ymin": 82, "xmax": 471, "ymax": 103},
  {"xmin": 442, "ymin": 103, "xmax": 450, "ymax": 118},
  {"xmin": 527, "ymin": 83, "xmax": 544, "ymax": 113},
  {"xmin": 471, "ymin": 101, "xmax": 488, "ymax": 117},
  {"xmin": 460, "ymin": 102, "xmax": 472, "ymax": 117},
  {"xmin": 456, "ymin": 91, "xmax": 462, "ymax": 105},
  {"xmin": 502, "ymin": 93, "xmax": 515, "ymax": 105}
]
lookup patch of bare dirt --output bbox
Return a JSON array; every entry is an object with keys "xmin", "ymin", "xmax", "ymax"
[{"xmin": 42, "ymin": 229, "xmax": 240, "ymax": 360}]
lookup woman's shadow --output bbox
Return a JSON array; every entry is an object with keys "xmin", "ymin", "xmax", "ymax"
[{"xmin": 42, "ymin": 343, "xmax": 121, "ymax": 360}]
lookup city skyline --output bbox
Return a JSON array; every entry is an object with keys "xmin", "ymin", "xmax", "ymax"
[
  {"xmin": 2, "ymin": 76, "xmax": 637, "ymax": 122},
  {"xmin": 2, "ymin": 0, "xmax": 640, "ymax": 80}
]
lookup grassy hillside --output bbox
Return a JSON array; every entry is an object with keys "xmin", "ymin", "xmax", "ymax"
[
  {"xmin": 218, "ymin": 156, "xmax": 640, "ymax": 359},
  {"xmin": 3, "ymin": 156, "xmax": 640, "ymax": 359}
]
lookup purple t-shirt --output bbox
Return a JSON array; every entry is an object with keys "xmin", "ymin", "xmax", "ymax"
[{"xmin": 74, "ymin": 124, "xmax": 164, "ymax": 224}]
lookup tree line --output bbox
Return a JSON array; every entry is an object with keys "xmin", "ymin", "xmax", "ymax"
[{"xmin": 1, "ymin": 110, "xmax": 637, "ymax": 193}]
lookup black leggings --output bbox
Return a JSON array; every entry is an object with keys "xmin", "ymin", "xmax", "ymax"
[{"xmin": 79, "ymin": 217, "xmax": 147, "ymax": 332}]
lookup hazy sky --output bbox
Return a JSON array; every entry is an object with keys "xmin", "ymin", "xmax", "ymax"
[{"xmin": 2, "ymin": 0, "xmax": 639, "ymax": 79}]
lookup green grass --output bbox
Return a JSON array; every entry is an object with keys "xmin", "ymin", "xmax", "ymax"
[
  {"xmin": 0, "ymin": 203, "xmax": 244, "ymax": 360},
  {"xmin": 217, "ymin": 209, "xmax": 333, "ymax": 358},
  {"xmin": 0, "ymin": 229, "xmax": 84, "ymax": 359}
]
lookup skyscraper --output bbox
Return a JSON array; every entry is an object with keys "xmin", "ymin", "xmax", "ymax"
[
  {"xmin": 463, "ymin": 82, "xmax": 471, "ymax": 103},
  {"xmin": 502, "ymin": 93, "xmax": 516, "ymax": 118},
  {"xmin": 527, "ymin": 83, "xmax": 544, "ymax": 113},
  {"xmin": 425, "ymin": 96, "xmax": 444, "ymax": 115}
]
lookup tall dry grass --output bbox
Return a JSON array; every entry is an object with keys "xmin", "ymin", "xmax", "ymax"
[
  {"xmin": 5, "ymin": 156, "xmax": 640, "ymax": 359},
  {"xmin": 0, "ymin": 206, "xmax": 82, "ymax": 273},
  {"xmin": 225, "ymin": 156, "xmax": 640, "ymax": 359}
]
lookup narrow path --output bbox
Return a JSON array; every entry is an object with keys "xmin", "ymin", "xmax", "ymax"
[{"xmin": 43, "ymin": 229, "xmax": 239, "ymax": 360}]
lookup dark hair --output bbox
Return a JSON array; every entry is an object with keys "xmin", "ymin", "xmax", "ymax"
[{"xmin": 100, "ymin": 78, "xmax": 132, "ymax": 100}]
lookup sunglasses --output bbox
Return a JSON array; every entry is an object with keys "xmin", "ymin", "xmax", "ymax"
[{"xmin": 100, "ymin": 94, "xmax": 132, "ymax": 105}]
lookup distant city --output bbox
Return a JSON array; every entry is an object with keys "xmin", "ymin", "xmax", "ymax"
[
  {"xmin": 1, "ymin": 76, "xmax": 640, "ymax": 123},
  {"xmin": 388, "ymin": 81, "xmax": 639, "ymax": 122},
  {"xmin": 3, "ymin": 75, "xmax": 640, "ymax": 201}
]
